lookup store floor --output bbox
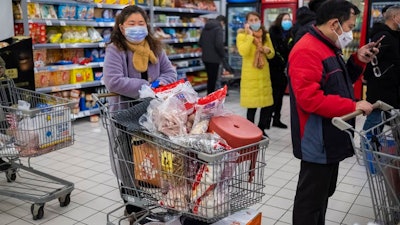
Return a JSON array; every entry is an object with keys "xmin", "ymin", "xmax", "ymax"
[{"xmin": 0, "ymin": 87, "xmax": 375, "ymax": 225}]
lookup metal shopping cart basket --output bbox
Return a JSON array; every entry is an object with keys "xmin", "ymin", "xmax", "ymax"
[
  {"xmin": 332, "ymin": 101, "xmax": 400, "ymax": 225},
  {"xmin": 94, "ymin": 93, "xmax": 268, "ymax": 225},
  {"xmin": 0, "ymin": 77, "xmax": 75, "ymax": 220}
]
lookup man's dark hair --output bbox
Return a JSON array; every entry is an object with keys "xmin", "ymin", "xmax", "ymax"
[
  {"xmin": 315, "ymin": 0, "xmax": 360, "ymax": 25},
  {"xmin": 216, "ymin": 15, "xmax": 226, "ymax": 24}
]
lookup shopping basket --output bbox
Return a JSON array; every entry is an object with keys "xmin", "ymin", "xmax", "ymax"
[
  {"xmin": 0, "ymin": 77, "xmax": 75, "ymax": 220},
  {"xmin": 93, "ymin": 93, "xmax": 268, "ymax": 225},
  {"xmin": 332, "ymin": 101, "xmax": 400, "ymax": 225}
]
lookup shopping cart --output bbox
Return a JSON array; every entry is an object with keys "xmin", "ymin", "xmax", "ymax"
[
  {"xmin": 332, "ymin": 101, "xmax": 400, "ymax": 225},
  {"xmin": 94, "ymin": 93, "xmax": 268, "ymax": 225},
  {"xmin": 0, "ymin": 77, "xmax": 75, "ymax": 220}
]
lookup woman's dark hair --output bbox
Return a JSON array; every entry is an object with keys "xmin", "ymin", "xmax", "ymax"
[
  {"xmin": 315, "ymin": 0, "xmax": 360, "ymax": 25},
  {"xmin": 272, "ymin": 13, "xmax": 290, "ymax": 29},
  {"xmin": 109, "ymin": 5, "xmax": 163, "ymax": 55},
  {"xmin": 246, "ymin": 11, "xmax": 267, "ymax": 44}
]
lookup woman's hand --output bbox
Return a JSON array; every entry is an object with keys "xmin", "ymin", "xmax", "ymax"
[
  {"xmin": 244, "ymin": 23, "xmax": 253, "ymax": 35},
  {"xmin": 263, "ymin": 46, "xmax": 271, "ymax": 54}
]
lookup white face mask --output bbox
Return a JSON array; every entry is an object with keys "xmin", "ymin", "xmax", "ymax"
[{"xmin": 334, "ymin": 22, "xmax": 353, "ymax": 49}]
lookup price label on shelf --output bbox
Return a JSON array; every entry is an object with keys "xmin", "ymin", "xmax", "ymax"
[
  {"xmin": 59, "ymin": 21, "xmax": 66, "ymax": 26},
  {"xmin": 51, "ymin": 87, "xmax": 61, "ymax": 92},
  {"xmin": 98, "ymin": 22, "xmax": 105, "ymax": 27},
  {"xmin": 45, "ymin": 20, "xmax": 52, "ymax": 26},
  {"xmin": 99, "ymin": 42, "xmax": 105, "ymax": 48},
  {"xmin": 60, "ymin": 43, "xmax": 66, "ymax": 49},
  {"xmin": 99, "ymin": 62, "xmax": 104, "ymax": 67}
]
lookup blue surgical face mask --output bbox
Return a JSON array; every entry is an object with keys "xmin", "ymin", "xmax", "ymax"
[
  {"xmin": 124, "ymin": 26, "xmax": 148, "ymax": 43},
  {"xmin": 281, "ymin": 20, "xmax": 292, "ymax": 31},
  {"xmin": 250, "ymin": 22, "xmax": 261, "ymax": 31}
]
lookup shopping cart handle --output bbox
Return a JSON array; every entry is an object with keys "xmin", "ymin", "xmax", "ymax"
[{"xmin": 332, "ymin": 100, "xmax": 393, "ymax": 131}]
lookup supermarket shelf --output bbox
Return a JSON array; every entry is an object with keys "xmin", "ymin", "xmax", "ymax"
[
  {"xmin": 153, "ymin": 22, "xmax": 204, "ymax": 27},
  {"xmin": 161, "ymin": 38, "xmax": 199, "ymax": 44},
  {"xmin": 72, "ymin": 108, "xmax": 100, "ymax": 120},
  {"xmin": 33, "ymin": 42, "xmax": 106, "ymax": 49},
  {"xmin": 36, "ymin": 80, "xmax": 104, "ymax": 93},
  {"xmin": 25, "ymin": 0, "xmax": 148, "ymax": 10},
  {"xmin": 193, "ymin": 83, "xmax": 207, "ymax": 91},
  {"xmin": 168, "ymin": 52, "xmax": 201, "ymax": 60},
  {"xmin": 153, "ymin": 6, "xmax": 216, "ymax": 14},
  {"xmin": 15, "ymin": 19, "xmax": 115, "ymax": 27},
  {"xmin": 176, "ymin": 65, "xmax": 205, "ymax": 73},
  {"xmin": 34, "ymin": 62, "xmax": 104, "ymax": 72}
]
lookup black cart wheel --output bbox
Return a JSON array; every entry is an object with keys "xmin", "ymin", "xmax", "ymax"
[
  {"xmin": 6, "ymin": 170, "xmax": 16, "ymax": 183},
  {"xmin": 31, "ymin": 204, "xmax": 44, "ymax": 220},
  {"xmin": 59, "ymin": 193, "xmax": 71, "ymax": 207}
]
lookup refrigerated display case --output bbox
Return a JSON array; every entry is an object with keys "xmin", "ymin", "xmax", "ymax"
[
  {"xmin": 226, "ymin": 1, "xmax": 259, "ymax": 70},
  {"xmin": 261, "ymin": 0, "xmax": 298, "ymax": 30}
]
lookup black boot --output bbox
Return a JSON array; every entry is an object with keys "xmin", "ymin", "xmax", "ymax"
[{"xmin": 272, "ymin": 120, "xmax": 288, "ymax": 129}]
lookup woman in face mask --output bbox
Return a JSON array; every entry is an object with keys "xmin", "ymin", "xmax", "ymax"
[
  {"xmin": 266, "ymin": 13, "xmax": 293, "ymax": 130},
  {"xmin": 102, "ymin": 5, "xmax": 177, "ymax": 222},
  {"xmin": 236, "ymin": 11, "xmax": 275, "ymax": 137},
  {"xmin": 103, "ymin": 5, "xmax": 177, "ymax": 107}
]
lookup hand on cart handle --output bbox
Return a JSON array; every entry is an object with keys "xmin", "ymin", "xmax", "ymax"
[
  {"xmin": 356, "ymin": 100, "xmax": 374, "ymax": 116},
  {"xmin": 332, "ymin": 101, "xmax": 394, "ymax": 131}
]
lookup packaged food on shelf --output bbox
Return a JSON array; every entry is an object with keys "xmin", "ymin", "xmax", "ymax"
[
  {"xmin": 34, "ymin": 71, "xmax": 50, "ymax": 88},
  {"xmin": 49, "ymin": 70, "xmax": 71, "ymax": 86},
  {"xmin": 27, "ymin": 3, "xmax": 41, "ymax": 19},
  {"xmin": 33, "ymin": 49, "xmax": 47, "ymax": 68},
  {"xmin": 40, "ymin": 5, "xmax": 58, "ymax": 19},
  {"xmin": 12, "ymin": 2, "xmax": 22, "ymax": 20},
  {"xmin": 70, "ymin": 68, "xmax": 86, "ymax": 83}
]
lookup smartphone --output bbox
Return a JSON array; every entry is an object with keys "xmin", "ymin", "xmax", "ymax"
[{"xmin": 373, "ymin": 35, "xmax": 385, "ymax": 47}]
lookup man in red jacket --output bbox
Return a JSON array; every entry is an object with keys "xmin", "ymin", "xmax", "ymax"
[{"xmin": 288, "ymin": 0, "xmax": 380, "ymax": 224}]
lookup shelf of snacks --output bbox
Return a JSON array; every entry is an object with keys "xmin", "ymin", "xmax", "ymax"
[
  {"xmin": 153, "ymin": 22, "xmax": 203, "ymax": 28},
  {"xmin": 34, "ymin": 62, "xmax": 104, "ymax": 72},
  {"xmin": 176, "ymin": 65, "xmax": 205, "ymax": 74},
  {"xmin": 15, "ymin": 19, "xmax": 115, "ymax": 27},
  {"xmin": 72, "ymin": 108, "xmax": 101, "ymax": 119},
  {"xmin": 32, "ymin": 42, "xmax": 106, "ymax": 49},
  {"xmin": 161, "ymin": 38, "xmax": 199, "ymax": 44},
  {"xmin": 152, "ymin": 6, "xmax": 215, "ymax": 14},
  {"xmin": 168, "ymin": 52, "xmax": 201, "ymax": 60},
  {"xmin": 36, "ymin": 80, "xmax": 104, "ymax": 93},
  {"xmin": 23, "ymin": 0, "xmax": 141, "ymax": 10}
]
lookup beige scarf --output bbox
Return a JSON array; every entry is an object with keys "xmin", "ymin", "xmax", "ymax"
[
  {"xmin": 252, "ymin": 29, "xmax": 266, "ymax": 69},
  {"xmin": 126, "ymin": 40, "xmax": 158, "ymax": 72}
]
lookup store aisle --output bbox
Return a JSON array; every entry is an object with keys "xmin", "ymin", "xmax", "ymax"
[{"xmin": 0, "ymin": 87, "xmax": 375, "ymax": 225}]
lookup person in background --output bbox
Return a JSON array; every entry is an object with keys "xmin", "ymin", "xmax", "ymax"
[
  {"xmin": 199, "ymin": 15, "xmax": 233, "ymax": 94},
  {"xmin": 267, "ymin": 13, "xmax": 293, "ymax": 129},
  {"xmin": 382, "ymin": 4, "xmax": 394, "ymax": 18},
  {"xmin": 288, "ymin": 0, "xmax": 378, "ymax": 224},
  {"xmin": 103, "ymin": 5, "xmax": 176, "ymax": 221},
  {"xmin": 363, "ymin": 5, "xmax": 400, "ymax": 133},
  {"xmin": 291, "ymin": 0, "xmax": 328, "ymax": 45},
  {"xmin": 236, "ymin": 11, "xmax": 275, "ymax": 136}
]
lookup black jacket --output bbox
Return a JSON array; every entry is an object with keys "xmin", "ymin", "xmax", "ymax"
[
  {"xmin": 269, "ymin": 25, "xmax": 292, "ymax": 86},
  {"xmin": 199, "ymin": 19, "xmax": 225, "ymax": 64},
  {"xmin": 364, "ymin": 22, "xmax": 400, "ymax": 108}
]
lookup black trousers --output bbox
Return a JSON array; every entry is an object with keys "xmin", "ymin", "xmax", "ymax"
[
  {"xmin": 271, "ymin": 71, "xmax": 287, "ymax": 122},
  {"xmin": 247, "ymin": 106, "xmax": 273, "ymax": 131},
  {"xmin": 204, "ymin": 62, "xmax": 220, "ymax": 95},
  {"xmin": 293, "ymin": 160, "xmax": 339, "ymax": 225}
]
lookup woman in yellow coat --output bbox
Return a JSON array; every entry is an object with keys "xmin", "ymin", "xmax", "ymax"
[{"xmin": 237, "ymin": 11, "xmax": 275, "ymax": 136}]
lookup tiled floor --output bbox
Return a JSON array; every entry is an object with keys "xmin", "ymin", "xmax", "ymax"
[{"xmin": 0, "ymin": 87, "xmax": 377, "ymax": 225}]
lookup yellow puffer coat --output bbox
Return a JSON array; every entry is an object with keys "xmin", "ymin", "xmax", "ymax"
[{"xmin": 237, "ymin": 29, "xmax": 275, "ymax": 108}]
